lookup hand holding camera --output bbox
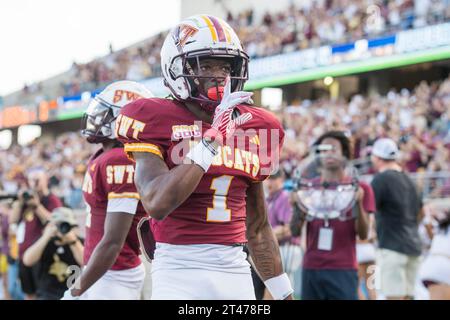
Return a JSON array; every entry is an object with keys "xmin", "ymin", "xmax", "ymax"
[
  {"xmin": 18, "ymin": 189, "xmax": 40, "ymax": 208},
  {"xmin": 50, "ymin": 207, "xmax": 79, "ymax": 244},
  {"xmin": 42, "ymin": 221, "xmax": 58, "ymax": 240},
  {"xmin": 57, "ymin": 223, "xmax": 78, "ymax": 243},
  {"xmin": 43, "ymin": 218, "xmax": 78, "ymax": 245}
]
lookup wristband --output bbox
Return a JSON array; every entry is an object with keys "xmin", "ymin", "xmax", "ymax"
[
  {"xmin": 264, "ymin": 273, "xmax": 293, "ymax": 300},
  {"xmin": 185, "ymin": 139, "xmax": 218, "ymax": 172}
]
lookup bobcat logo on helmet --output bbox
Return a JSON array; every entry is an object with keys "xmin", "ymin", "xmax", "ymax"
[
  {"xmin": 81, "ymin": 80, "xmax": 153, "ymax": 144},
  {"xmin": 172, "ymin": 24, "xmax": 199, "ymax": 50},
  {"xmin": 161, "ymin": 14, "xmax": 249, "ymax": 107}
]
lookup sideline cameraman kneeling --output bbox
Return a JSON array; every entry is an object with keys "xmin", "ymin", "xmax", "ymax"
[
  {"xmin": 10, "ymin": 170, "xmax": 62, "ymax": 299},
  {"xmin": 23, "ymin": 207, "xmax": 83, "ymax": 300}
]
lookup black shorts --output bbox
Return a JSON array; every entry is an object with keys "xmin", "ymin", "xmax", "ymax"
[
  {"xmin": 301, "ymin": 269, "xmax": 358, "ymax": 300},
  {"xmin": 250, "ymin": 264, "xmax": 266, "ymax": 300},
  {"xmin": 18, "ymin": 260, "xmax": 40, "ymax": 295}
]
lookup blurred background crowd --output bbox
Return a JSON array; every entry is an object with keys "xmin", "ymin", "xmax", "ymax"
[
  {"xmin": 1, "ymin": 0, "xmax": 449, "ymax": 300},
  {"xmin": 278, "ymin": 76, "xmax": 450, "ymax": 199},
  {"xmin": 11, "ymin": 0, "xmax": 450, "ymax": 102}
]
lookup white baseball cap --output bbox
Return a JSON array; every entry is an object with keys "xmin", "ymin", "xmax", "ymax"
[
  {"xmin": 51, "ymin": 207, "xmax": 78, "ymax": 226},
  {"xmin": 372, "ymin": 138, "xmax": 399, "ymax": 160}
]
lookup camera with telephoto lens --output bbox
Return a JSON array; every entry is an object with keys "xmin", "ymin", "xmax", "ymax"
[{"xmin": 57, "ymin": 222, "xmax": 74, "ymax": 235}]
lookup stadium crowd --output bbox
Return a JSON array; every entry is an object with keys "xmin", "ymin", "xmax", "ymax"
[
  {"xmin": 279, "ymin": 76, "xmax": 450, "ymax": 198},
  {"xmin": 9, "ymin": 0, "xmax": 450, "ymax": 103},
  {"xmin": 0, "ymin": 133, "xmax": 96, "ymax": 209},
  {"xmin": 229, "ymin": 0, "xmax": 450, "ymax": 58},
  {"xmin": 1, "ymin": 74, "xmax": 449, "ymax": 299}
]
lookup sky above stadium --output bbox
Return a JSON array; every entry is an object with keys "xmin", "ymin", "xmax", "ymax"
[{"xmin": 0, "ymin": 0, "xmax": 181, "ymax": 97}]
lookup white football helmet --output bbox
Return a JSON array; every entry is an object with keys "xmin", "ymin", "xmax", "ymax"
[
  {"xmin": 82, "ymin": 80, "xmax": 153, "ymax": 143},
  {"xmin": 160, "ymin": 14, "xmax": 249, "ymax": 106}
]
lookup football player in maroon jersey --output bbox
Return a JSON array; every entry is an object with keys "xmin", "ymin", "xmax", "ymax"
[
  {"xmin": 116, "ymin": 15, "xmax": 293, "ymax": 300},
  {"xmin": 62, "ymin": 81, "xmax": 153, "ymax": 299}
]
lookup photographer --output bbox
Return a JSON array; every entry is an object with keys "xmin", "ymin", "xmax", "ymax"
[
  {"xmin": 9, "ymin": 170, "xmax": 62, "ymax": 299},
  {"xmin": 23, "ymin": 207, "xmax": 83, "ymax": 300},
  {"xmin": 291, "ymin": 131, "xmax": 375, "ymax": 300}
]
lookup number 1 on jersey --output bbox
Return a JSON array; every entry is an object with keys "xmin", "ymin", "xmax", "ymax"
[{"xmin": 207, "ymin": 175, "xmax": 234, "ymax": 222}]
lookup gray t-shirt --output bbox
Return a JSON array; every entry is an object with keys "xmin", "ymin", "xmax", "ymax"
[{"xmin": 371, "ymin": 170, "xmax": 423, "ymax": 256}]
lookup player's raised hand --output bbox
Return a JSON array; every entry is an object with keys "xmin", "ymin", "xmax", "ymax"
[
  {"xmin": 214, "ymin": 76, "xmax": 253, "ymax": 116},
  {"xmin": 187, "ymin": 77, "xmax": 253, "ymax": 172},
  {"xmin": 206, "ymin": 77, "xmax": 253, "ymax": 145}
]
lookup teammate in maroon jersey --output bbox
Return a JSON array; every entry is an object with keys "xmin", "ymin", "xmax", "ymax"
[
  {"xmin": 62, "ymin": 81, "xmax": 153, "ymax": 299},
  {"xmin": 116, "ymin": 15, "xmax": 293, "ymax": 300}
]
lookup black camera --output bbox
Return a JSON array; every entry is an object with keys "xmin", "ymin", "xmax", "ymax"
[{"xmin": 57, "ymin": 222, "xmax": 74, "ymax": 235}]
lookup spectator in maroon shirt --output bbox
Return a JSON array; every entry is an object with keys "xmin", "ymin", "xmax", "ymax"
[
  {"xmin": 291, "ymin": 131, "xmax": 375, "ymax": 300},
  {"xmin": 9, "ymin": 169, "xmax": 62, "ymax": 300}
]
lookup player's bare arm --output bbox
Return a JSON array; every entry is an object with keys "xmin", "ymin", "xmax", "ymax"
[
  {"xmin": 71, "ymin": 212, "xmax": 134, "ymax": 296},
  {"xmin": 246, "ymin": 181, "xmax": 293, "ymax": 300}
]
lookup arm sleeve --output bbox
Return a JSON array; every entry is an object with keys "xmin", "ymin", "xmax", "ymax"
[{"xmin": 257, "ymin": 112, "xmax": 285, "ymax": 181}]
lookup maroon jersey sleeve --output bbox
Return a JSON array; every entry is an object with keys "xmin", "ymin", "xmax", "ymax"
[
  {"xmin": 250, "ymin": 107, "xmax": 285, "ymax": 181},
  {"xmin": 99, "ymin": 149, "xmax": 141, "ymax": 214},
  {"xmin": 115, "ymin": 98, "xmax": 172, "ymax": 161}
]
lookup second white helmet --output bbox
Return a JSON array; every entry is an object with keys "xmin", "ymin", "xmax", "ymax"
[{"xmin": 82, "ymin": 80, "xmax": 153, "ymax": 143}]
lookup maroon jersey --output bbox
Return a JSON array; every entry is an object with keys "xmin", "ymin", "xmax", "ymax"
[
  {"xmin": 303, "ymin": 181, "xmax": 376, "ymax": 270},
  {"xmin": 116, "ymin": 98, "xmax": 284, "ymax": 245},
  {"xmin": 82, "ymin": 147, "xmax": 147, "ymax": 270}
]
